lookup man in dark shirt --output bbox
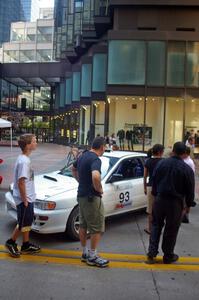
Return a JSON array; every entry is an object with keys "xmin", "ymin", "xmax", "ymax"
[
  {"xmin": 72, "ymin": 137, "xmax": 109, "ymax": 268},
  {"xmin": 146, "ymin": 142, "xmax": 196, "ymax": 264}
]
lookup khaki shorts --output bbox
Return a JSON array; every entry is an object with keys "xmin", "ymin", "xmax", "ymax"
[
  {"xmin": 146, "ymin": 186, "xmax": 155, "ymax": 214},
  {"xmin": 78, "ymin": 196, "xmax": 105, "ymax": 234}
]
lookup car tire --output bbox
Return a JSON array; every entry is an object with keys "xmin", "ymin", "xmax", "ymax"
[{"xmin": 66, "ymin": 206, "xmax": 80, "ymax": 241}]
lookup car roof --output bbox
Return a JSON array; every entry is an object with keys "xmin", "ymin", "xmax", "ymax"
[{"xmin": 103, "ymin": 151, "xmax": 147, "ymax": 158}]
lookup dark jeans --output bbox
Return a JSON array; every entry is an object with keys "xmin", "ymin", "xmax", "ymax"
[{"xmin": 148, "ymin": 195, "xmax": 183, "ymax": 257}]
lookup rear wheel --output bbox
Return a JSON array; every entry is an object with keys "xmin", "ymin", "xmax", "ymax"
[{"xmin": 66, "ymin": 206, "xmax": 80, "ymax": 241}]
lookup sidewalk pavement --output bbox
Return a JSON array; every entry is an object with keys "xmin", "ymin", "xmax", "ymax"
[{"xmin": 0, "ymin": 143, "xmax": 69, "ymax": 190}]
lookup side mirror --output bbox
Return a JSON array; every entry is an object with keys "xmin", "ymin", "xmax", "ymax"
[{"xmin": 109, "ymin": 173, "xmax": 123, "ymax": 183}]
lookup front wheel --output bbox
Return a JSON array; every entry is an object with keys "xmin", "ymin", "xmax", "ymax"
[{"xmin": 66, "ymin": 206, "xmax": 80, "ymax": 241}]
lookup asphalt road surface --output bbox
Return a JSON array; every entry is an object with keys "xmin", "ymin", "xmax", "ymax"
[{"xmin": 0, "ymin": 190, "xmax": 199, "ymax": 300}]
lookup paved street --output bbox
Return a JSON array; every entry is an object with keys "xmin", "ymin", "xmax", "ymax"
[{"xmin": 0, "ymin": 144, "xmax": 199, "ymax": 300}]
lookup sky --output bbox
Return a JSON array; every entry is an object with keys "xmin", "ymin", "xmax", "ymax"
[{"xmin": 39, "ymin": 0, "xmax": 54, "ymax": 8}]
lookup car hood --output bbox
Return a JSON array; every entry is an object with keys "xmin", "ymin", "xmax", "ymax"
[{"xmin": 35, "ymin": 171, "xmax": 78, "ymax": 199}]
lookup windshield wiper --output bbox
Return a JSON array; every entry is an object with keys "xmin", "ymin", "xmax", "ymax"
[{"xmin": 43, "ymin": 175, "xmax": 57, "ymax": 182}]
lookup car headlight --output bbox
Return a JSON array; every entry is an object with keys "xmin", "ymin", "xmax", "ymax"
[{"xmin": 35, "ymin": 200, "xmax": 56, "ymax": 210}]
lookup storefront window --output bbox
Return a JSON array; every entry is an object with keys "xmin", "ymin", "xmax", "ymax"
[
  {"xmin": 0, "ymin": 80, "xmax": 10, "ymax": 109},
  {"xmin": 108, "ymin": 40, "xmax": 146, "ymax": 85},
  {"xmin": 108, "ymin": 96, "xmax": 144, "ymax": 151},
  {"xmin": 92, "ymin": 101, "xmax": 105, "ymax": 137},
  {"xmin": 167, "ymin": 41, "xmax": 185, "ymax": 87},
  {"xmin": 187, "ymin": 42, "xmax": 199, "ymax": 87},
  {"xmin": 80, "ymin": 105, "xmax": 91, "ymax": 144},
  {"xmin": 145, "ymin": 97, "xmax": 164, "ymax": 150},
  {"xmin": 34, "ymin": 87, "xmax": 51, "ymax": 111},
  {"xmin": 147, "ymin": 42, "xmax": 166, "ymax": 86},
  {"xmin": 92, "ymin": 53, "xmax": 107, "ymax": 92},
  {"xmin": 165, "ymin": 97, "xmax": 183, "ymax": 147},
  {"xmin": 185, "ymin": 96, "xmax": 199, "ymax": 150}
]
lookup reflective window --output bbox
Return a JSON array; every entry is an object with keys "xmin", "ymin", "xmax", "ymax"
[
  {"xmin": 147, "ymin": 42, "xmax": 166, "ymax": 86},
  {"xmin": 72, "ymin": 72, "xmax": 81, "ymax": 101},
  {"xmin": 36, "ymin": 49, "xmax": 52, "ymax": 62},
  {"xmin": 20, "ymin": 50, "xmax": 35, "ymax": 62},
  {"xmin": 187, "ymin": 42, "xmax": 199, "ymax": 87},
  {"xmin": 167, "ymin": 41, "xmax": 185, "ymax": 87},
  {"xmin": 165, "ymin": 97, "xmax": 183, "ymax": 146},
  {"xmin": 92, "ymin": 53, "xmax": 107, "ymax": 92},
  {"xmin": 3, "ymin": 50, "xmax": 19, "ymax": 63},
  {"xmin": 34, "ymin": 87, "xmax": 51, "ymax": 111},
  {"xmin": 65, "ymin": 78, "xmax": 72, "ymax": 105},
  {"xmin": 37, "ymin": 26, "xmax": 53, "ymax": 43},
  {"xmin": 11, "ymin": 28, "xmax": 25, "ymax": 41},
  {"xmin": 26, "ymin": 27, "xmax": 36, "ymax": 41},
  {"xmin": 108, "ymin": 40, "xmax": 146, "ymax": 85},
  {"xmin": 81, "ymin": 64, "xmax": 92, "ymax": 97}
]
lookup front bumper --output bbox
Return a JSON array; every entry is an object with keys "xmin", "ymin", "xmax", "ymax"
[{"xmin": 5, "ymin": 191, "xmax": 73, "ymax": 234}]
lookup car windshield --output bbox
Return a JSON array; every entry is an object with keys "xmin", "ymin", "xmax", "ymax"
[{"xmin": 59, "ymin": 155, "xmax": 119, "ymax": 179}]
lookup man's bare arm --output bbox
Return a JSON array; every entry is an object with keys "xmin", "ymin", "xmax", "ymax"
[
  {"xmin": 18, "ymin": 177, "xmax": 28, "ymax": 207},
  {"xmin": 92, "ymin": 170, "xmax": 103, "ymax": 194}
]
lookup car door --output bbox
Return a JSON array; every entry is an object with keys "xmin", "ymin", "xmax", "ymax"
[{"xmin": 105, "ymin": 157, "xmax": 146, "ymax": 215}]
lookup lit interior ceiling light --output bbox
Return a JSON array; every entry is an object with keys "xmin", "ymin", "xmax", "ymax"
[
  {"xmin": 152, "ymin": 98, "xmax": 155, "ymax": 101},
  {"xmin": 82, "ymin": 106, "xmax": 87, "ymax": 110},
  {"xmin": 125, "ymin": 97, "xmax": 128, "ymax": 100},
  {"xmin": 116, "ymin": 97, "xmax": 118, "ymax": 100},
  {"xmin": 192, "ymin": 99, "xmax": 195, "ymax": 103},
  {"xmin": 107, "ymin": 98, "xmax": 110, "ymax": 104},
  {"xmin": 176, "ymin": 99, "xmax": 179, "ymax": 102},
  {"xmin": 132, "ymin": 97, "xmax": 135, "ymax": 100},
  {"xmin": 139, "ymin": 97, "xmax": 142, "ymax": 101}
]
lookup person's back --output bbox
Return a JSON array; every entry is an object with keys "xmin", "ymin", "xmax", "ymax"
[
  {"xmin": 77, "ymin": 150, "xmax": 101, "ymax": 197},
  {"xmin": 147, "ymin": 142, "xmax": 196, "ymax": 265},
  {"xmin": 152, "ymin": 156, "xmax": 194, "ymax": 205}
]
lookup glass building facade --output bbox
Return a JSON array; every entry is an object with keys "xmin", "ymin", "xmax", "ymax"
[
  {"xmin": 2, "ymin": 19, "xmax": 54, "ymax": 63},
  {"xmin": 2, "ymin": 0, "xmax": 199, "ymax": 150},
  {"xmin": 21, "ymin": 0, "xmax": 40, "ymax": 22},
  {"xmin": 51, "ymin": 0, "xmax": 199, "ymax": 152},
  {"xmin": 0, "ymin": 0, "xmax": 25, "ymax": 46}
]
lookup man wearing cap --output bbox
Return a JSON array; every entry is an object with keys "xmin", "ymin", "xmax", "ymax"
[{"xmin": 146, "ymin": 142, "xmax": 196, "ymax": 264}]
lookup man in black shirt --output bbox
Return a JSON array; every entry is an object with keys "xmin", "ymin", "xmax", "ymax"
[
  {"xmin": 146, "ymin": 142, "xmax": 196, "ymax": 264},
  {"xmin": 72, "ymin": 137, "xmax": 109, "ymax": 268}
]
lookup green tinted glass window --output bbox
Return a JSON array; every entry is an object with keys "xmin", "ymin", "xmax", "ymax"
[
  {"xmin": 167, "ymin": 41, "xmax": 185, "ymax": 87},
  {"xmin": 108, "ymin": 40, "xmax": 146, "ymax": 85},
  {"xmin": 66, "ymin": 78, "xmax": 72, "ymax": 104},
  {"xmin": 72, "ymin": 72, "xmax": 80, "ymax": 101},
  {"xmin": 147, "ymin": 42, "xmax": 166, "ymax": 86},
  {"xmin": 186, "ymin": 42, "xmax": 199, "ymax": 87},
  {"xmin": 92, "ymin": 53, "xmax": 107, "ymax": 92},
  {"xmin": 81, "ymin": 64, "xmax": 92, "ymax": 97}
]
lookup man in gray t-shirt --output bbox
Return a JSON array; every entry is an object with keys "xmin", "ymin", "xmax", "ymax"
[
  {"xmin": 13, "ymin": 154, "xmax": 36, "ymax": 205},
  {"xmin": 5, "ymin": 134, "xmax": 40, "ymax": 258}
]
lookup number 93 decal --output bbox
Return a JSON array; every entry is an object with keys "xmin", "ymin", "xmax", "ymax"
[{"xmin": 116, "ymin": 191, "xmax": 132, "ymax": 209}]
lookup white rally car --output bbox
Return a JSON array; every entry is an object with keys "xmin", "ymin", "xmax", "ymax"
[{"xmin": 5, "ymin": 151, "xmax": 147, "ymax": 240}]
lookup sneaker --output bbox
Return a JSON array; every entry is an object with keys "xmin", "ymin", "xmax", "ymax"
[
  {"xmin": 145, "ymin": 255, "xmax": 156, "ymax": 264},
  {"xmin": 163, "ymin": 253, "xmax": 179, "ymax": 264},
  {"xmin": 81, "ymin": 252, "xmax": 90, "ymax": 262},
  {"xmin": 21, "ymin": 243, "xmax": 41, "ymax": 254},
  {"xmin": 5, "ymin": 239, "xmax": 20, "ymax": 258},
  {"xmin": 86, "ymin": 255, "xmax": 109, "ymax": 268}
]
